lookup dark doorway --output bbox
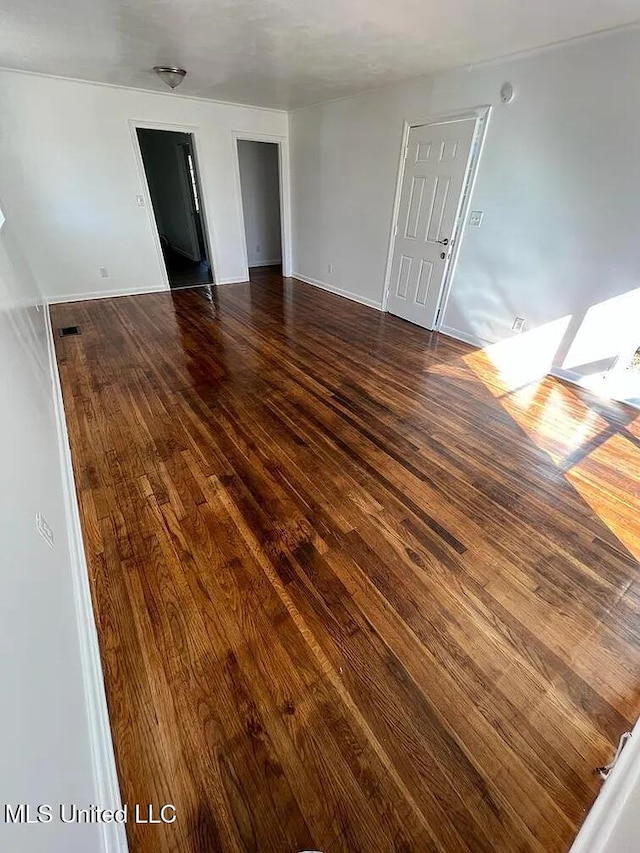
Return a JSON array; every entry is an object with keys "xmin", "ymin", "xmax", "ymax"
[{"xmin": 137, "ymin": 128, "xmax": 213, "ymax": 289}]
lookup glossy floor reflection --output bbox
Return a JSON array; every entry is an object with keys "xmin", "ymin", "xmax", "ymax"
[{"xmin": 52, "ymin": 274, "xmax": 640, "ymax": 853}]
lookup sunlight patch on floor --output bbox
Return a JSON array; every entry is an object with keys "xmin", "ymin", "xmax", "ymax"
[
  {"xmin": 463, "ymin": 340, "xmax": 640, "ymax": 560},
  {"xmin": 565, "ymin": 433, "xmax": 640, "ymax": 559}
]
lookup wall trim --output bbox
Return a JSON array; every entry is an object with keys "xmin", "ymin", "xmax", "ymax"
[
  {"xmin": 439, "ymin": 324, "xmax": 494, "ymax": 349},
  {"xmin": 249, "ymin": 259, "xmax": 282, "ymax": 267},
  {"xmin": 232, "ymin": 130, "xmax": 293, "ymax": 279},
  {"xmin": 288, "ymin": 22, "xmax": 640, "ymax": 115},
  {"xmin": 570, "ymin": 720, "xmax": 640, "ymax": 852},
  {"xmin": 50, "ymin": 277, "xmax": 272, "ymax": 298},
  {"xmin": 216, "ymin": 275, "xmax": 249, "ymax": 285},
  {"xmin": 549, "ymin": 365, "xmax": 584, "ymax": 385},
  {"xmin": 293, "ymin": 272, "xmax": 383, "ymax": 310},
  {"xmin": 48, "ymin": 283, "xmax": 166, "ymax": 304},
  {"xmin": 45, "ymin": 306, "xmax": 128, "ymax": 853},
  {"xmin": 550, "ymin": 366, "xmax": 640, "ymax": 411},
  {"xmin": 460, "ymin": 19, "xmax": 640, "ymax": 74},
  {"xmin": 129, "ymin": 119, "xmax": 222, "ymax": 288},
  {"xmin": 0, "ymin": 64, "xmax": 288, "ymax": 113},
  {"xmin": 440, "ymin": 325, "xmax": 640, "ymax": 410}
]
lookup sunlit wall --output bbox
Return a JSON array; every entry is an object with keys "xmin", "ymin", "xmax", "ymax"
[{"xmin": 431, "ymin": 27, "xmax": 640, "ymax": 405}]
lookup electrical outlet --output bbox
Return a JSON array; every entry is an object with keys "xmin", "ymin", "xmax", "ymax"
[
  {"xmin": 469, "ymin": 210, "xmax": 484, "ymax": 227},
  {"xmin": 35, "ymin": 513, "xmax": 54, "ymax": 548},
  {"xmin": 512, "ymin": 317, "xmax": 525, "ymax": 333},
  {"xmin": 135, "ymin": 194, "xmax": 145, "ymax": 207},
  {"xmin": 328, "ymin": 263, "xmax": 333, "ymax": 275},
  {"xmin": 99, "ymin": 267, "xmax": 109, "ymax": 278}
]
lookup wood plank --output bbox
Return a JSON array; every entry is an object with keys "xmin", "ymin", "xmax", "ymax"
[{"xmin": 51, "ymin": 269, "xmax": 640, "ymax": 853}]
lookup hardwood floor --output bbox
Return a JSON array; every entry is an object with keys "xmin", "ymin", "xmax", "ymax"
[{"xmin": 51, "ymin": 271, "xmax": 640, "ymax": 853}]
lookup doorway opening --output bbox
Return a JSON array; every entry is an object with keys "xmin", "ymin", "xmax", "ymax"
[
  {"xmin": 236, "ymin": 140, "xmax": 282, "ymax": 280},
  {"xmin": 137, "ymin": 128, "xmax": 213, "ymax": 289}
]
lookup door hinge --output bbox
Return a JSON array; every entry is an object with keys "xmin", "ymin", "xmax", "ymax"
[{"xmin": 435, "ymin": 308, "xmax": 442, "ymax": 326}]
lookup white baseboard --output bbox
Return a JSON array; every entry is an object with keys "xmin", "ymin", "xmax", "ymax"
[
  {"xmin": 292, "ymin": 271, "xmax": 383, "ymax": 311},
  {"xmin": 550, "ymin": 366, "xmax": 640, "ymax": 411},
  {"xmin": 45, "ymin": 306, "xmax": 128, "ymax": 853},
  {"xmin": 549, "ymin": 365, "xmax": 584, "ymax": 385},
  {"xmin": 215, "ymin": 275, "xmax": 249, "ymax": 285},
  {"xmin": 570, "ymin": 722, "xmax": 640, "ymax": 853},
  {"xmin": 48, "ymin": 283, "xmax": 167, "ymax": 304},
  {"xmin": 249, "ymin": 260, "xmax": 282, "ymax": 267},
  {"xmin": 439, "ymin": 326, "xmax": 640, "ymax": 410},
  {"xmin": 439, "ymin": 324, "xmax": 494, "ymax": 349}
]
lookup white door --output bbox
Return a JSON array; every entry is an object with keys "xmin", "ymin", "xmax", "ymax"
[{"xmin": 386, "ymin": 118, "xmax": 476, "ymax": 329}]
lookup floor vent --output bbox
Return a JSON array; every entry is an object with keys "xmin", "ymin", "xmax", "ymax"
[{"xmin": 59, "ymin": 325, "xmax": 81, "ymax": 337}]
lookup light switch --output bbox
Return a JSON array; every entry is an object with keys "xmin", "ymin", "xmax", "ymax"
[{"xmin": 469, "ymin": 210, "xmax": 484, "ymax": 227}]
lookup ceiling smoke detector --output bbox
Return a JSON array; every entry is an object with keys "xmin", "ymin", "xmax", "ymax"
[
  {"xmin": 500, "ymin": 81, "xmax": 515, "ymax": 104},
  {"xmin": 153, "ymin": 66, "xmax": 187, "ymax": 90}
]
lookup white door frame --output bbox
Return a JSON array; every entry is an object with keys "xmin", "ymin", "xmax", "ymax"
[
  {"xmin": 231, "ymin": 130, "xmax": 292, "ymax": 280},
  {"xmin": 129, "ymin": 119, "xmax": 221, "ymax": 288},
  {"xmin": 382, "ymin": 106, "xmax": 492, "ymax": 329}
]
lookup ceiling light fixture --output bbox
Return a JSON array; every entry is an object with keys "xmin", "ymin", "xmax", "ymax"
[{"xmin": 153, "ymin": 66, "xmax": 187, "ymax": 90}]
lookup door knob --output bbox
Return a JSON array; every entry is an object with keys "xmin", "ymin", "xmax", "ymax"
[
  {"xmin": 440, "ymin": 252, "xmax": 446, "ymax": 259},
  {"xmin": 436, "ymin": 238, "xmax": 449, "ymax": 245}
]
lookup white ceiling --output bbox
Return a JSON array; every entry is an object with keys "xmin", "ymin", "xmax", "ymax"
[{"xmin": 1, "ymin": 0, "xmax": 640, "ymax": 109}]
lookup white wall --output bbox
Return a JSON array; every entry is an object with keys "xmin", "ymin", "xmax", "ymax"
[
  {"xmin": 598, "ymin": 781, "xmax": 640, "ymax": 853},
  {"xmin": 290, "ymin": 75, "xmax": 434, "ymax": 306},
  {"xmin": 431, "ymin": 27, "xmax": 640, "ymax": 386},
  {"xmin": 0, "ymin": 205, "xmax": 103, "ymax": 850},
  {"xmin": 0, "ymin": 70, "xmax": 288, "ymax": 300},
  {"xmin": 237, "ymin": 140, "xmax": 282, "ymax": 266},
  {"xmin": 290, "ymin": 26, "xmax": 640, "ymax": 386}
]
